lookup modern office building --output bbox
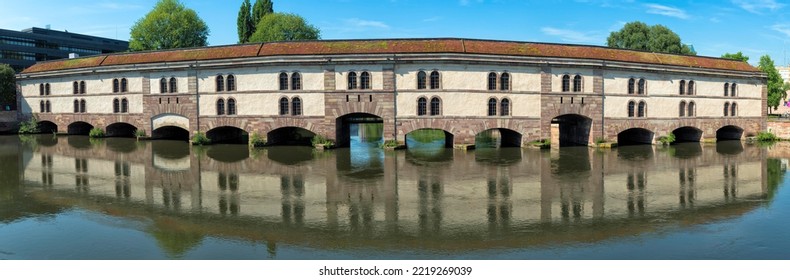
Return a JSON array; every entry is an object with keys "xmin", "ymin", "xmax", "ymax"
[{"xmin": 1, "ymin": 27, "xmax": 128, "ymax": 72}]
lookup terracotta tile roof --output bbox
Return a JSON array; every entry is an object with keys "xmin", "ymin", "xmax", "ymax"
[{"xmin": 21, "ymin": 38, "xmax": 760, "ymax": 74}]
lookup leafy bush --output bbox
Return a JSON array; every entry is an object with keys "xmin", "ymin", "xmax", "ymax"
[
  {"xmin": 311, "ymin": 135, "xmax": 334, "ymax": 148},
  {"xmin": 134, "ymin": 129, "xmax": 146, "ymax": 138},
  {"xmin": 18, "ymin": 117, "xmax": 39, "ymax": 134},
  {"xmin": 595, "ymin": 137, "xmax": 607, "ymax": 145},
  {"xmin": 658, "ymin": 133, "xmax": 676, "ymax": 146},
  {"xmin": 757, "ymin": 131, "xmax": 779, "ymax": 142},
  {"xmin": 249, "ymin": 132, "xmax": 267, "ymax": 147},
  {"xmin": 89, "ymin": 127, "xmax": 105, "ymax": 138},
  {"xmin": 380, "ymin": 139, "xmax": 399, "ymax": 148},
  {"xmin": 191, "ymin": 132, "xmax": 211, "ymax": 145}
]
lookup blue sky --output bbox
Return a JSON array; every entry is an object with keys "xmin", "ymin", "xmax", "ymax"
[{"xmin": 1, "ymin": 0, "xmax": 789, "ymax": 65}]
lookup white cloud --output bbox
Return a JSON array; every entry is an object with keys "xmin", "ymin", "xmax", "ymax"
[
  {"xmin": 541, "ymin": 27, "xmax": 603, "ymax": 44},
  {"xmin": 732, "ymin": 0, "xmax": 784, "ymax": 14},
  {"xmin": 771, "ymin": 23, "xmax": 790, "ymax": 38},
  {"xmin": 345, "ymin": 18, "xmax": 390, "ymax": 29},
  {"xmin": 645, "ymin": 4, "xmax": 689, "ymax": 19}
]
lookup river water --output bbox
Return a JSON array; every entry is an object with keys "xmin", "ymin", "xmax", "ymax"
[{"xmin": 1, "ymin": 131, "xmax": 789, "ymax": 259}]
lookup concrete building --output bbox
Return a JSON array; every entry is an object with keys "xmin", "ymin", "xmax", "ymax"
[
  {"xmin": 1, "ymin": 27, "xmax": 128, "ymax": 72},
  {"xmin": 14, "ymin": 38, "xmax": 766, "ymax": 148}
]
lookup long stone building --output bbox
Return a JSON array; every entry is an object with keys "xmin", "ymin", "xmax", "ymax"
[{"xmin": 15, "ymin": 38, "xmax": 766, "ymax": 147}]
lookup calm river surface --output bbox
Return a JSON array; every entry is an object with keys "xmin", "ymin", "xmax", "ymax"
[{"xmin": 1, "ymin": 133, "xmax": 789, "ymax": 259}]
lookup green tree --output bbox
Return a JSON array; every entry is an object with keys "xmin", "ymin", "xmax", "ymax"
[
  {"xmin": 252, "ymin": 0, "xmax": 274, "ymax": 25},
  {"xmin": 607, "ymin": 21, "xmax": 696, "ymax": 55},
  {"xmin": 758, "ymin": 55, "xmax": 790, "ymax": 111},
  {"xmin": 129, "ymin": 0, "xmax": 209, "ymax": 51},
  {"xmin": 0, "ymin": 64, "xmax": 15, "ymax": 109},
  {"xmin": 237, "ymin": 0, "xmax": 254, "ymax": 43},
  {"xmin": 722, "ymin": 51, "xmax": 749, "ymax": 62},
  {"xmin": 248, "ymin": 13, "xmax": 320, "ymax": 43}
]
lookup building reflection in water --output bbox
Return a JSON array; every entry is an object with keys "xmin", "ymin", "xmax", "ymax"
[{"xmin": 15, "ymin": 135, "xmax": 779, "ymax": 253}]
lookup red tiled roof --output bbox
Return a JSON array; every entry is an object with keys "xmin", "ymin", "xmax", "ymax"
[{"xmin": 21, "ymin": 39, "xmax": 760, "ymax": 74}]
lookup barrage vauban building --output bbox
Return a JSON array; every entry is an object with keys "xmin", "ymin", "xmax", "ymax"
[{"xmin": 15, "ymin": 38, "xmax": 766, "ymax": 148}]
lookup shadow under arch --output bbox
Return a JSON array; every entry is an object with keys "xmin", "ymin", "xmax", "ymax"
[
  {"xmin": 617, "ymin": 127, "xmax": 654, "ymax": 146},
  {"xmin": 67, "ymin": 121, "xmax": 93, "ymax": 135},
  {"xmin": 672, "ymin": 126, "xmax": 703, "ymax": 143},
  {"xmin": 267, "ymin": 146, "xmax": 314, "ymax": 165},
  {"xmin": 406, "ymin": 128, "xmax": 454, "ymax": 149},
  {"xmin": 552, "ymin": 114, "xmax": 592, "ymax": 147},
  {"xmin": 617, "ymin": 144, "xmax": 654, "ymax": 161},
  {"xmin": 716, "ymin": 140, "xmax": 744, "ymax": 156},
  {"xmin": 152, "ymin": 140, "xmax": 190, "ymax": 159},
  {"xmin": 67, "ymin": 135, "xmax": 92, "ymax": 150},
  {"xmin": 37, "ymin": 121, "xmax": 58, "ymax": 134},
  {"xmin": 206, "ymin": 126, "xmax": 249, "ymax": 145},
  {"xmin": 152, "ymin": 126, "xmax": 190, "ymax": 142},
  {"xmin": 105, "ymin": 137, "xmax": 139, "ymax": 154},
  {"xmin": 267, "ymin": 127, "xmax": 316, "ymax": 146},
  {"xmin": 475, "ymin": 128, "xmax": 522, "ymax": 148},
  {"xmin": 106, "ymin": 122, "xmax": 137, "ymax": 138},
  {"xmin": 670, "ymin": 142, "xmax": 703, "ymax": 159},
  {"xmin": 205, "ymin": 144, "xmax": 250, "ymax": 163},
  {"xmin": 336, "ymin": 113, "xmax": 383, "ymax": 148},
  {"xmin": 717, "ymin": 125, "xmax": 744, "ymax": 141}
]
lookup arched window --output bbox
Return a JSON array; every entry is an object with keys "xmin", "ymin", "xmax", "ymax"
[
  {"xmin": 430, "ymin": 97, "xmax": 441, "ymax": 116},
  {"xmin": 216, "ymin": 75, "xmax": 225, "ymax": 92},
  {"xmin": 688, "ymin": 101, "xmax": 695, "ymax": 116},
  {"xmin": 226, "ymin": 75, "xmax": 236, "ymax": 91},
  {"xmin": 724, "ymin": 102, "xmax": 730, "ymax": 116},
  {"xmin": 679, "ymin": 101, "xmax": 686, "ymax": 117},
  {"xmin": 573, "ymin": 75, "xmax": 582, "ymax": 92},
  {"xmin": 731, "ymin": 102, "xmax": 737, "ymax": 116},
  {"xmin": 417, "ymin": 97, "xmax": 427, "ymax": 116},
  {"xmin": 216, "ymin": 99, "xmax": 225, "ymax": 115},
  {"xmin": 40, "ymin": 100, "xmax": 45, "ymax": 112},
  {"xmin": 561, "ymin": 75, "xmax": 570, "ymax": 92},
  {"xmin": 279, "ymin": 97, "xmax": 289, "ymax": 115},
  {"xmin": 430, "ymin": 71, "xmax": 440, "ymax": 89},
  {"xmin": 348, "ymin": 72, "xmax": 357, "ymax": 89},
  {"xmin": 724, "ymin": 83, "xmax": 730, "ymax": 96},
  {"xmin": 160, "ymin": 78, "xmax": 167, "ymax": 93},
  {"xmin": 291, "ymin": 72, "xmax": 301, "ymax": 90},
  {"xmin": 679, "ymin": 80, "xmax": 686, "ymax": 95},
  {"xmin": 279, "ymin": 73, "xmax": 288, "ymax": 90},
  {"xmin": 80, "ymin": 81, "xmax": 86, "ymax": 94},
  {"xmin": 638, "ymin": 78, "xmax": 645, "ymax": 95},
  {"xmin": 120, "ymin": 78, "xmax": 128, "ymax": 92},
  {"xmin": 627, "ymin": 101, "xmax": 635, "ymax": 117},
  {"xmin": 731, "ymin": 83, "xmax": 737, "ymax": 97},
  {"xmin": 488, "ymin": 72, "xmax": 497, "ymax": 90},
  {"xmin": 79, "ymin": 99, "xmax": 86, "ymax": 113},
  {"xmin": 360, "ymin": 72, "xmax": 371, "ymax": 90},
  {"xmin": 637, "ymin": 101, "xmax": 646, "ymax": 117},
  {"xmin": 121, "ymin": 98, "xmax": 128, "ymax": 113},
  {"xmin": 417, "ymin": 71, "xmax": 427, "ymax": 89},
  {"xmin": 500, "ymin": 73, "xmax": 510, "ymax": 91},
  {"xmin": 291, "ymin": 97, "xmax": 302, "ymax": 116},
  {"xmin": 687, "ymin": 80, "xmax": 695, "ymax": 95},
  {"xmin": 169, "ymin": 77, "xmax": 177, "ymax": 93},
  {"xmin": 39, "ymin": 84, "xmax": 44, "ymax": 96},
  {"xmin": 500, "ymin": 98, "xmax": 510, "ymax": 116},
  {"xmin": 113, "ymin": 98, "xmax": 120, "ymax": 113},
  {"xmin": 46, "ymin": 101, "xmax": 51, "ymax": 112},
  {"xmin": 73, "ymin": 100, "xmax": 79, "ymax": 113},
  {"xmin": 45, "ymin": 83, "xmax": 50, "ymax": 95},
  {"xmin": 627, "ymin": 78, "xmax": 635, "ymax": 94},
  {"xmin": 227, "ymin": 98, "xmax": 236, "ymax": 115},
  {"xmin": 488, "ymin": 98, "xmax": 498, "ymax": 116},
  {"xmin": 73, "ymin": 81, "xmax": 79, "ymax": 94},
  {"xmin": 113, "ymin": 79, "xmax": 119, "ymax": 93}
]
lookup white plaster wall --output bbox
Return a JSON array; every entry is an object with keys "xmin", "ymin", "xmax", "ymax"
[
  {"xmin": 605, "ymin": 96, "xmax": 762, "ymax": 118},
  {"xmin": 552, "ymin": 67, "xmax": 594, "ymax": 93},
  {"xmin": 149, "ymin": 71, "xmax": 188, "ymax": 93},
  {"xmin": 604, "ymin": 70, "xmax": 762, "ymax": 99},
  {"xmin": 334, "ymin": 65, "xmax": 384, "ymax": 90},
  {"xmin": 397, "ymin": 91, "xmax": 540, "ymax": 117},
  {"xmin": 395, "ymin": 64, "xmax": 542, "ymax": 92},
  {"xmin": 199, "ymin": 92, "xmax": 324, "ymax": 116},
  {"xmin": 198, "ymin": 66, "xmax": 324, "ymax": 92}
]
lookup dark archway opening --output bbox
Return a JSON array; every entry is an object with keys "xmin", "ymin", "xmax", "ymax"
[
  {"xmin": 475, "ymin": 128, "xmax": 522, "ymax": 148},
  {"xmin": 37, "ymin": 121, "xmax": 58, "ymax": 134},
  {"xmin": 716, "ymin": 125, "xmax": 744, "ymax": 141},
  {"xmin": 206, "ymin": 126, "xmax": 249, "ymax": 145},
  {"xmin": 67, "ymin": 121, "xmax": 93, "ymax": 135},
  {"xmin": 267, "ymin": 127, "xmax": 316, "ymax": 146},
  {"xmin": 152, "ymin": 126, "xmax": 190, "ymax": 142},
  {"xmin": 552, "ymin": 114, "xmax": 592, "ymax": 147},
  {"xmin": 617, "ymin": 128, "xmax": 655, "ymax": 146},
  {"xmin": 406, "ymin": 129, "xmax": 454, "ymax": 149},
  {"xmin": 336, "ymin": 113, "xmax": 383, "ymax": 148},
  {"xmin": 106, "ymin": 122, "xmax": 137, "ymax": 138},
  {"xmin": 672, "ymin": 126, "xmax": 703, "ymax": 143}
]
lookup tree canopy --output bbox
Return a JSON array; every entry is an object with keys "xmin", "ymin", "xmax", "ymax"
[
  {"xmin": 759, "ymin": 55, "xmax": 789, "ymax": 111},
  {"xmin": 0, "ymin": 64, "xmax": 15, "ymax": 109},
  {"xmin": 252, "ymin": 0, "xmax": 274, "ymax": 25},
  {"xmin": 248, "ymin": 12, "xmax": 320, "ymax": 43},
  {"xmin": 129, "ymin": 0, "xmax": 209, "ymax": 51},
  {"xmin": 606, "ymin": 21, "xmax": 695, "ymax": 55},
  {"xmin": 237, "ymin": 0, "xmax": 254, "ymax": 43},
  {"xmin": 721, "ymin": 52, "xmax": 749, "ymax": 62}
]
